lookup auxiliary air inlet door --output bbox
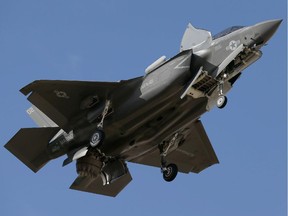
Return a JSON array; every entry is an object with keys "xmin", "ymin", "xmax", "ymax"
[{"xmin": 180, "ymin": 23, "xmax": 212, "ymax": 52}]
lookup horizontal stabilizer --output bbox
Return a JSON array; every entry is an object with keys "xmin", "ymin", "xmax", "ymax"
[
  {"xmin": 70, "ymin": 171, "xmax": 132, "ymax": 197},
  {"xmin": 5, "ymin": 127, "xmax": 59, "ymax": 172}
]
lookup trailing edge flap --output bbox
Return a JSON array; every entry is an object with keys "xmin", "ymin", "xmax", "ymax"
[
  {"xmin": 180, "ymin": 23, "xmax": 212, "ymax": 52},
  {"xmin": 5, "ymin": 127, "xmax": 60, "ymax": 173},
  {"xmin": 20, "ymin": 80, "xmax": 124, "ymax": 132},
  {"xmin": 130, "ymin": 120, "xmax": 219, "ymax": 174},
  {"xmin": 27, "ymin": 105, "xmax": 58, "ymax": 127},
  {"xmin": 70, "ymin": 171, "xmax": 132, "ymax": 197}
]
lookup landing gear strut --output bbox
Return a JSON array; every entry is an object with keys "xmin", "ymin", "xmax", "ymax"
[
  {"xmin": 216, "ymin": 80, "xmax": 228, "ymax": 109},
  {"xmin": 90, "ymin": 100, "xmax": 111, "ymax": 148},
  {"xmin": 159, "ymin": 133, "xmax": 179, "ymax": 182}
]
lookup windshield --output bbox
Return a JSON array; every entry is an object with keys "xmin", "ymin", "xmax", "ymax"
[{"xmin": 212, "ymin": 26, "xmax": 244, "ymax": 40}]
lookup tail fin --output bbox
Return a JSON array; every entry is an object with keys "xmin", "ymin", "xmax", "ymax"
[{"xmin": 5, "ymin": 127, "xmax": 59, "ymax": 172}]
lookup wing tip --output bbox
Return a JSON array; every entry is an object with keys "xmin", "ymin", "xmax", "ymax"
[{"xmin": 20, "ymin": 80, "xmax": 39, "ymax": 95}]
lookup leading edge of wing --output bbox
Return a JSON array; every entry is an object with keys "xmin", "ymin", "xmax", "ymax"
[{"xmin": 20, "ymin": 80, "xmax": 123, "ymax": 96}]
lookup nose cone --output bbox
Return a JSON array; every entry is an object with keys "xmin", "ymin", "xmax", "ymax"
[{"xmin": 254, "ymin": 19, "xmax": 282, "ymax": 44}]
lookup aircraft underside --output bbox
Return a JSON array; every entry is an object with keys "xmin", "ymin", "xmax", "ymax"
[{"xmin": 4, "ymin": 19, "xmax": 281, "ymax": 197}]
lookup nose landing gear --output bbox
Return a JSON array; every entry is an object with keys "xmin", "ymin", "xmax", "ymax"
[{"xmin": 217, "ymin": 95, "xmax": 228, "ymax": 109}]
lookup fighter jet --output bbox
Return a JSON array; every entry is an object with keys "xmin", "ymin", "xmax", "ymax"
[{"xmin": 5, "ymin": 19, "xmax": 281, "ymax": 197}]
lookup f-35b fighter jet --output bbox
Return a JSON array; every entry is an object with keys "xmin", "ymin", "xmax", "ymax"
[{"xmin": 5, "ymin": 19, "xmax": 281, "ymax": 197}]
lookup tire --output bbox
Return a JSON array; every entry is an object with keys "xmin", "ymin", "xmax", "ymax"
[
  {"xmin": 163, "ymin": 163, "xmax": 178, "ymax": 182},
  {"xmin": 217, "ymin": 95, "xmax": 227, "ymax": 109},
  {"xmin": 90, "ymin": 130, "xmax": 105, "ymax": 147}
]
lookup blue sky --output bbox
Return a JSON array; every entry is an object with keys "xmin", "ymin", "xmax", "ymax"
[{"xmin": 0, "ymin": 1, "xmax": 286, "ymax": 216}]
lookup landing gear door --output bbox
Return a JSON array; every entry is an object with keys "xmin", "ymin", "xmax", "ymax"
[{"xmin": 180, "ymin": 23, "xmax": 212, "ymax": 52}]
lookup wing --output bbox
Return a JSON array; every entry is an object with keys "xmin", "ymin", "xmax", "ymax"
[
  {"xmin": 130, "ymin": 120, "xmax": 219, "ymax": 173},
  {"xmin": 20, "ymin": 80, "xmax": 124, "ymax": 132}
]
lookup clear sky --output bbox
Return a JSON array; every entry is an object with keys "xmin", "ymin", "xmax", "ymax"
[{"xmin": 1, "ymin": 1, "xmax": 286, "ymax": 216}]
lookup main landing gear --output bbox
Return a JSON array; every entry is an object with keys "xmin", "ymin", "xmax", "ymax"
[
  {"xmin": 159, "ymin": 133, "xmax": 179, "ymax": 182},
  {"xmin": 89, "ymin": 100, "xmax": 111, "ymax": 148},
  {"xmin": 90, "ymin": 130, "xmax": 105, "ymax": 147},
  {"xmin": 162, "ymin": 163, "xmax": 178, "ymax": 182},
  {"xmin": 216, "ymin": 79, "xmax": 228, "ymax": 109}
]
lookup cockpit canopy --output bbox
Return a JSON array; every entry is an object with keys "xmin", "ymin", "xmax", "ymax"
[{"xmin": 212, "ymin": 26, "xmax": 244, "ymax": 40}]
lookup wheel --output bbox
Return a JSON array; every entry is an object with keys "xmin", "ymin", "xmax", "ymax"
[
  {"xmin": 163, "ymin": 163, "xmax": 178, "ymax": 182},
  {"xmin": 217, "ymin": 95, "xmax": 227, "ymax": 109},
  {"xmin": 90, "ymin": 129, "xmax": 105, "ymax": 147}
]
